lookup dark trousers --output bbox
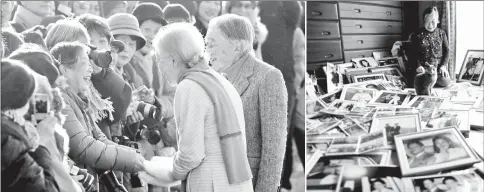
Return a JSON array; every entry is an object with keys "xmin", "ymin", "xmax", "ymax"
[{"xmin": 280, "ymin": 125, "xmax": 305, "ymax": 189}]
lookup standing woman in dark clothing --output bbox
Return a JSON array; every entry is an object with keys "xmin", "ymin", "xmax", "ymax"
[
  {"xmin": 1, "ymin": 59, "xmax": 81, "ymax": 192},
  {"xmin": 194, "ymin": 1, "xmax": 222, "ymax": 37}
]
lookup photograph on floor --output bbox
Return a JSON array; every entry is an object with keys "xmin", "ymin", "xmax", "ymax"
[
  {"xmin": 1, "ymin": 1, "xmax": 305, "ymax": 192},
  {"xmin": 306, "ymin": 1, "xmax": 484, "ymax": 191}
]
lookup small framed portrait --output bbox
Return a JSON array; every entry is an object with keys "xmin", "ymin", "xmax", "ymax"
[
  {"xmin": 341, "ymin": 87, "xmax": 378, "ymax": 104},
  {"xmin": 369, "ymin": 91, "xmax": 411, "ymax": 106},
  {"xmin": 353, "ymin": 73, "xmax": 387, "ymax": 83},
  {"xmin": 458, "ymin": 50, "xmax": 484, "ymax": 85},
  {"xmin": 474, "ymin": 96, "xmax": 484, "ymax": 112},
  {"xmin": 325, "ymin": 63, "xmax": 344, "ymax": 93},
  {"xmin": 407, "ymin": 96, "xmax": 446, "ymax": 122},
  {"xmin": 370, "ymin": 114, "xmax": 423, "ymax": 146},
  {"xmin": 426, "ymin": 109, "xmax": 470, "ymax": 137},
  {"xmin": 351, "ymin": 57, "xmax": 379, "ymax": 68},
  {"xmin": 394, "ymin": 127, "xmax": 480, "ymax": 176},
  {"xmin": 335, "ymin": 166, "xmax": 403, "ymax": 192},
  {"xmin": 403, "ymin": 172, "xmax": 484, "ymax": 192},
  {"xmin": 358, "ymin": 129, "xmax": 388, "ymax": 153}
]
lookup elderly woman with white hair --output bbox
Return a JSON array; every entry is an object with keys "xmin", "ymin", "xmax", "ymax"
[
  {"xmin": 205, "ymin": 14, "xmax": 288, "ymax": 192},
  {"xmin": 143, "ymin": 22, "xmax": 254, "ymax": 192}
]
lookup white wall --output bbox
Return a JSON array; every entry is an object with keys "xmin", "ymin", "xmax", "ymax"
[{"xmin": 456, "ymin": 1, "xmax": 484, "ymax": 74}]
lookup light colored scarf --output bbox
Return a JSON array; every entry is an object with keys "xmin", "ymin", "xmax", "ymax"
[{"xmin": 178, "ymin": 63, "xmax": 252, "ymax": 184}]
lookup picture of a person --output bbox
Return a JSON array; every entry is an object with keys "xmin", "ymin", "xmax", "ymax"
[
  {"xmin": 388, "ymin": 94, "xmax": 401, "ymax": 105},
  {"xmin": 431, "ymin": 135, "xmax": 468, "ymax": 163},
  {"xmin": 360, "ymin": 59, "xmax": 370, "ymax": 67},
  {"xmin": 351, "ymin": 89, "xmax": 373, "ymax": 103},
  {"xmin": 371, "ymin": 178, "xmax": 393, "ymax": 192},
  {"xmin": 421, "ymin": 178, "xmax": 446, "ymax": 192},
  {"xmin": 406, "ymin": 139, "xmax": 436, "ymax": 168}
]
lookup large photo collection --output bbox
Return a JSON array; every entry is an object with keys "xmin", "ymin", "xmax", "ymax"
[{"xmin": 306, "ymin": 72, "xmax": 484, "ymax": 191}]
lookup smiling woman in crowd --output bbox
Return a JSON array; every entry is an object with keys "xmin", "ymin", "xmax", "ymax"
[{"xmin": 194, "ymin": 1, "xmax": 222, "ymax": 37}]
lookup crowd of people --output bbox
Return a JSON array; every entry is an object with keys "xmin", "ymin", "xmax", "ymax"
[{"xmin": 1, "ymin": 1, "xmax": 305, "ymax": 192}]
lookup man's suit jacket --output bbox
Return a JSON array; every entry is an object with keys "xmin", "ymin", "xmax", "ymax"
[
  {"xmin": 409, "ymin": 152, "xmax": 436, "ymax": 168},
  {"xmin": 224, "ymin": 53, "xmax": 288, "ymax": 192}
]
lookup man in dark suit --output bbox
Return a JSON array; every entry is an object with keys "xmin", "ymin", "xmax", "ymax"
[{"xmin": 407, "ymin": 139, "xmax": 436, "ymax": 168}]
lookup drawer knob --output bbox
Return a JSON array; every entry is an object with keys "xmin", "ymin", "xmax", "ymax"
[
  {"xmin": 355, "ymin": 24, "xmax": 363, "ymax": 29},
  {"xmin": 312, "ymin": 11, "xmax": 322, "ymax": 16},
  {"xmin": 321, "ymin": 31, "xmax": 331, "ymax": 35},
  {"xmin": 354, "ymin": 9, "xmax": 361, "ymax": 13},
  {"xmin": 324, "ymin": 54, "xmax": 334, "ymax": 58},
  {"xmin": 357, "ymin": 40, "xmax": 364, "ymax": 44},
  {"xmin": 386, "ymin": 11, "xmax": 392, "ymax": 15}
]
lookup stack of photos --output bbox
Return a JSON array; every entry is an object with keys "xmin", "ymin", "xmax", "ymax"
[
  {"xmin": 306, "ymin": 116, "xmax": 341, "ymax": 135},
  {"xmin": 335, "ymin": 166, "xmax": 403, "ymax": 192},
  {"xmin": 394, "ymin": 127, "xmax": 480, "ymax": 176},
  {"xmin": 325, "ymin": 129, "xmax": 388, "ymax": 155},
  {"xmin": 402, "ymin": 171, "xmax": 484, "ymax": 192},
  {"xmin": 426, "ymin": 109, "xmax": 471, "ymax": 137},
  {"xmin": 340, "ymin": 87, "xmax": 378, "ymax": 104},
  {"xmin": 407, "ymin": 96, "xmax": 446, "ymax": 122},
  {"xmin": 370, "ymin": 114, "xmax": 422, "ymax": 146}
]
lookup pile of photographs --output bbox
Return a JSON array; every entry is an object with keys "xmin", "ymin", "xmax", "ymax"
[{"xmin": 306, "ymin": 77, "xmax": 484, "ymax": 192}]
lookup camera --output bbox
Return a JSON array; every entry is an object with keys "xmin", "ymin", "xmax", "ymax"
[
  {"xmin": 69, "ymin": 165, "xmax": 95, "ymax": 192},
  {"xmin": 133, "ymin": 101, "xmax": 161, "ymax": 120},
  {"xmin": 137, "ymin": 125, "xmax": 162, "ymax": 145},
  {"xmin": 87, "ymin": 45, "xmax": 112, "ymax": 68},
  {"xmin": 113, "ymin": 135, "xmax": 139, "ymax": 149}
]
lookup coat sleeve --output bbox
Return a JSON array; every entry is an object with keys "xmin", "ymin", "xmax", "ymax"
[
  {"xmin": 256, "ymin": 68, "xmax": 288, "ymax": 192},
  {"xmin": 62, "ymin": 103, "xmax": 143, "ymax": 173},
  {"xmin": 171, "ymin": 80, "xmax": 207, "ymax": 180},
  {"xmin": 440, "ymin": 29, "xmax": 450, "ymax": 69},
  {"xmin": 2, "ymin": 136, "xmax": 60, "ymax": 192}
]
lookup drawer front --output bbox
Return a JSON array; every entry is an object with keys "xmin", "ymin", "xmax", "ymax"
[
  {"xmin": 357, "ymin": 1, "xmax": 402, "ymax": 7},
  {"xmin": 307, "ymin": 21, "xmax": 341, "ymax": 39},
  {"xmin": 307, "ymin": 2, "xmax": 339, "ymax": 20},
  {"xmin": 308, "ymin": 40, "xmax": 343, "ymax": 63},
  {"xmin": 340, "ymin": 20, "xmax": 402, "ymax": 34},
  {"xmin": 344, "ymin": 49, "xmax": 388, "ymax": 62},
  {"xmin": 339, "ymin": 3, "xmax": 402, "ymax": 21},
  {"xmin": 342, "ymin": 35, "xmax": 401, "ymax": 50}
]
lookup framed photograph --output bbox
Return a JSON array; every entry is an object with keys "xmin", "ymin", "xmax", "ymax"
[
  {"xmin": 426, "ymin": 109, "xmax": 471, "ymax": 136},
  {"xmin": 407, "ymin": 96, "xmax": 446, "ymax": 122},
  {"xmin": 341, "ymin": 87, "xmax": 377, "ymax": 103},
  {"xmin": 349, "ymin": 105, "xmax": 377, "ymax": 117},
  {"xmin": 371, "ymin": 65, "xmax": 403, "ymax": 77},
  {"xmin": 325, "ymin": 63, "xmax": 344, "ymax": 93},
  {"xmin": 307, "ymin": 137, "xmax": 334, "ymax": 153},
  {"xmin": 319, "ymin": 87, "xmax": 343, "ymax": 105},
  {"xmin": 306, "ymin": 117, "xmax": 341, "ymax": 135},
  {"xmin": 346, "ymin": 79, "xmax": 388, "ymax": 90},
  {"xmin": 370, "ymin": 114, "xmax": 422, "ymax": 146},
  {"xmin": 369, "ymin": 91, "xmax": 411, "ymax": 106},
  {"xmin": 372, "ymin": 107, "xmax": 418, "ymax": 118},
  {"xmin": 403, "ymin": 172, "xmax": 484, "ymax": 192},
  {"xmin": 326, "ymin": 136, "xmax": 360, "ymax": 155},
  {"xmin": 353, "ymin": 73, "xmax": 387, "ymax": 83},
  {"xmin": 338, "ymin": 117, "xmax": 368, "ymax": 136},
  {"xmin": 329, "ymin": 99, "xmax": 365, "ymax": 114},
  {"xmin": 335, "ymin": 166, "xmax": 403, "ymax": 192},
  {"xmin": 351, "ymin": 57, "xmax": 379, "ymax": 68},
  {"xmin": 364, "ymin": 150, "xmax": 393, "ymax": 166},
  {"xmin": 358, "ymin": 130, "xmax": 388, "ymax": 153},
  {"xmin": 458, "ymin": 50, "xmax": 484, "ymax": 85},
  {"xmin": 377, "ymin": 56, "xmax": 400, "ymax": 66},
  {"xmin": 394, "ymin": 127, "xmax": 480, "ymax": 176}
]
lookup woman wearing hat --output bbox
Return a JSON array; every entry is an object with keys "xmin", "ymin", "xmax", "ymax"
[
  {"xmin": 146, "ymin": 21, "xmax": 253, "ymax": 191},
  {"xmin": 1, "ymin": 59, "xmax": 82, "ymax": 192}
]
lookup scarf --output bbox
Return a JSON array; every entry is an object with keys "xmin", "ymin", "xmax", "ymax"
[{"xmin": 178, "ymin": 63, "xmax": 252, "ymax": 184}]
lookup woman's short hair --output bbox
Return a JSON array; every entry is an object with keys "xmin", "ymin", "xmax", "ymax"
[
  {"xmin": 209, "ymin": 14, "xmax": 254, "ymax": 52},
  {"xmin": 432, "ymin": 135, "xmax": 456, "ymax": 153},
  {"xmin": 153, "ymin": 22, "xmax": 206, "ymax": 68},
  {"xmin": 77, "ymin": 13, "xmax": 112, "ymax": 41},
  {"xmin": 50, "ymin": 41, "xmax": 90, "ymax": 70},
  {"xmin": 1, "ymin": 59, "xmax": 37, "ymax": 110},
  {"xmin": 45, "ymin": 19, "xmax": 91, "ymax": 50}
]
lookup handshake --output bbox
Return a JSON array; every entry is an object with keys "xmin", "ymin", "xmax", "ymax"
[{"xmin": 138, "ymin": 156, "xmax": 181, "ymax": 187}]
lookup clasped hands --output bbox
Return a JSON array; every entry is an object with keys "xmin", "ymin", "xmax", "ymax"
[{"xmin": 138, "ymin": 156, "xmax": 181, "ymax": 187}]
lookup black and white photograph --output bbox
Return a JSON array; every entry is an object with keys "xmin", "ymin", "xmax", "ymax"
[
  {"xmin": 335, "ymin": 166, "xmax": 403, "ymax": 192},
  {"xmin": 341, "ymin": 87, "xmax": 378, "ymax": 104},
  {"xmin": 325, "ymin": 62, "xmax": 344, "ymax": 93},
  {"xmin": 372, "ymin": 107, "xmax": 418, "ymax": 118},
  {"xmin": 408, "ymin": 96, "xmax": 447, "ymax": 122},
  {"xmin": 404, "ymin": 172, "xmax": 484, "ymax": 192},
  {"xmin": 306, "ymin": 116, "xmax": 341, "ymax": 135},
  {"xmin": 395, "ymin": 127, "xmax": 480, "ymax": 176},
  {"xmin": 327, "ymin": 136, "xmax": 360, "ymax": 155},
  {"xmin": 349, "ymin": 105, "xmax": 378, "ymax": 117},
  {"xmin": 320, "ymin": 87, "xmax": 344, "ymax": 105},
  {"xmin": 458, "ymin": 50, "xmax": 484, "ymax": 85},
  {"xmin": 370, "ymin": 114, "xmax": 422, "ymax": 146},
  {"xmin": 351, "ymin": 57, "xmax": 379, "ymax": 68},
  {"xmin": 1, "ymin": 1, "xmax": 307, "ymax": 192},
  {"xmin": 358, "ymin": 130, "xmax": 388, "ymax": 153},
  {"xmin": 339, "ymin": 118, "xmax": 369, "ymax": 136},
  {"xmin": 426, "ymin": 109, "xmax": 470, "ymax": 135},
  {"xmin": 353, "ymin": 74, "xmax": 387, "ymax": 83},
  {"xmin": 369, "ymin": 91, "xmax": 411, "ymax": 106},
  {"xmin": 307, "ymin": 137, "xmax": 334, "ymax": 152},
  {"xmin": 329, "ymin": 99, "xmax": 364, "ymax": 114}
]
